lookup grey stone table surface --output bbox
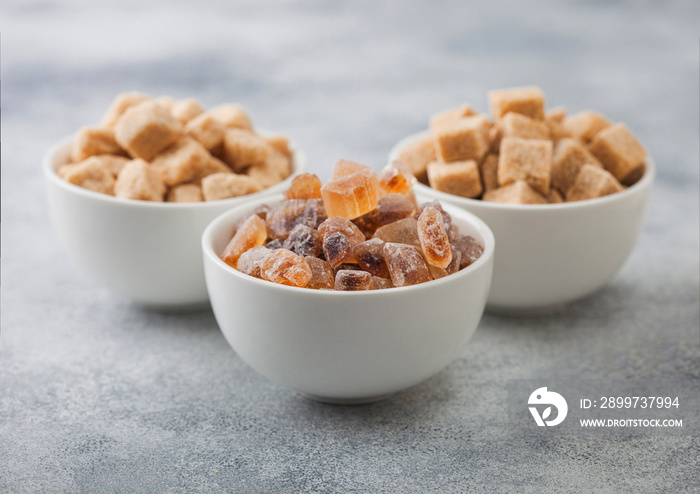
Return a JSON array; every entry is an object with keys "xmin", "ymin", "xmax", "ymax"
[{"xmin": 2, "ymin": 1, "xmax": 699, "ymax": 492}]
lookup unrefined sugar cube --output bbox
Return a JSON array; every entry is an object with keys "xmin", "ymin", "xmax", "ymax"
[
  {"xmin": 167, "ymin": 183, "xmax": 203, "ymax": 202},
  {"xmin": 114, "ymin": 101, "xmax": 182, "ymax": 161},
  {"xmin": 548, "ymin": 189, "xmax": 564, "ymax": 203},
  {"xmin": 566, "ymin": 164, "xmax": 624, "ymax": 202},
  {"xmin": 497, "ymin": 137, "xmax": 552, "ymax": 195},
  {"xmin": 247, "ymin": 152, "xmax": 291, "ymax": 188},
  {"xmin": 283, "ymin": 224, "xmax": 322, "ymax": 257},
  {"xmin": 588, "ymin": 123, "xmax": 647, "ymax": 186},
  {"xmin": 171, "ymin": 98, "xmax": 204, "ymax": 125},
  {"xmin": 332, "ymin": 159, "xmax": 371, "ymax": 180},
  {"xmin": 480, "ymin": 153, "xmax": 499, "ymax": 192},
  {"xmin": 304, "ymin": 256, "xmax": 335, "ymax": 290},
  {"xmin": 201, "ymin": 172, "xmax": 262, "ymax": 201},
  {"xmin": 427, "ymin": 160, "xmax": 483, "ymax": 198},
  {"xmin": 222, "ymin": 128, "xmax": 274, "ymax": 172},
  {"xmin": 397, "ymin": 135, "xmax": 436, "ymax": 184},
  {"xmin": 237, "ymin": 246, "xmax": 272, "ymax": 278},
  {"xmin": 259, "ymin": 249, "xmax": 312, "ymax": 287},
  {"xmin": 489, "ymin": 86, "xmax": 545, "ymax": 121},
  {"xmin": 284, "ymin": 173, "xmax": 323, "ymax": 200},
  {"xmin": 114, "ymin": 159, "xmax": 166, "ymax": 201},
  {"xmin": 483, "ymin": 180, "xmax": 547, "ymax": 205},
  {"xmin": 498, "ymin": 112, "xmax": 550, "ymax": 141},
  {"xmin": 551, "ymin": 138, "xmax": 603, "ymax": 194},
  {"xmin": 72, "ymin": 127, "xmax": 125, "ymax": 162},
  {"xmin": 373, "ymin": 217, "xmax": 420, "ymax": 247},
  {"xmin": 383, "ymin": 243, "xmax": 432, "ymax": 287},
  {"xmin": 318, "ymin": 217, "xmax": 366, "ymax": 244},
  {"xmin": 366, "ymin": 193, "xmax": 416, "ymax": 226},
  {"xmin": 546, "ymin": 107, "xmax": 567, "ymax": 123},
  {"xmin": 451, "ymin": 236, "xmax": 483, "ymax": 269},
  {"xmin": 60, "ymin": 158, "xmax": 116, "ymax": 195},
  {"xmin": 151, "ymin": 137, "xmax": 211, "ymax": 186},
  {"xmin": 322, "ymin": 231, "xmax": 356, "ymax": 269},
  {"xmin": 334, "ymin": 270, "xmax": 373, "ymax": 291},
  {"xmin": 61, "ymin": 155, "xmax": 129, "ymax": 180},
  {"xmin": 191, "ymin": 156, "xmax": 233, "ymax": 184},
  {"xmin": 377, "ymin": 160, "xmax": 416, "ymax": 196},
  {"xmin": 417, "ymin": 206, "xmax": 453, "ymax": 269},
  {"xmin": 371, "ymin": 276, "xmax": 394, "ymax": 290},
  {"xmin": 184, "ymin": 113, "xmax": 226, "ymax": 152},
  {"xmin": 563, "ymin": 111, "xmax": 610, "ymax": 143},
  {"xmin": 321, "ymin": 169, "xmax": 379, "ymax": 220},
  {"xmin": 154, "ymin": 96, "xmax": 175, "ymax": 111},
  {"xmin": 221, "ymin": 214, "xmax": 268, "ymax": 268},
  {"xmin": 434, "ymin": 114, "xmax": 489, "ymax": 163},
  {"xmin": 353, "ymin": 238, "xmax": 389, "ymax": 278},
  {"xmin": 429, "ymin": 104, "xmax": 477, "ymax": 131},
  {"xmin": 208, "ymin": 104, "xmax": 253, "ymax": 130},
  {"xmin": 101, "ymin": 91, "xmax": 150, "ymax": 128},
  {"xmin": 265, "ymin": 135, "xmax": 293, "ymax": 159}
]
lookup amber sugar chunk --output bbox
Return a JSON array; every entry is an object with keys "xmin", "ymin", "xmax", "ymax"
[
  {"xmin": 366, "ymin": 193, "xmax": 416, "ymax": 226},
  {"xmin": 417, "ymin": 206, "xmax": 453, "ymax": 269},
  {"xmin": 332, "ymin": 159, "xmax": 371, "ymax": 180},
  {"xmin": 563, "ymin": 111, "xmax": 610, "ymax": 143},
  {"xmin": 335, "ymin": 270, "xmax": 373, "ymax": 291},
  {"xmin": 304, "ymin": 256, "xmax": 335, "ymax": 289},
  {"xmin": 221, "ymin": 214, "xmax": 268, "ymax": 269},
  {"xmin": 483, "ymin": 180, "xmax": 547, "ymax": 205},
  {"xmin": 283, "ymin": 224, "xmax": 322, "ymax": 257},
  {"xmin": 489, "ymin": 86, "xmax": 545, "ymax": 121},
  {"xmin": 427, "ymin": 160, "xmax": 483, "ymax": 199},
  {"xmin": 371, "ymin": 276, "xmax": 394, "ymax": 290},
  {"xmin": 237, "ymin": 246, "xmax": 272, "ymax": 278},
  {"xmin": 284, "ymin": 173, "xmax": 323, "ymax": 200},
  {"xmin": 373, "ymin": 217, "xmax": 420, "ymax": 247},
  {"xmin": 588, "ymin": 123, "xmax": 647, "ymax": 186},
  {"xmin": 114, "ymin": 159, "xmax": 166, "ymax": 201},
  {"xmin": 566, "ymin": 164, "xmax": 624, "ymax": 202},
  {"xmin": 114, "ymin": 101, "xmax": 182, "ymax": 161},
  {"xmin": 451, "ymin": 236, "xmax": 483, "ymax": 270},
  {"xmin": 383, "ymin": 243, "xmax": 432, "ymax": 287},
  {"xmin": 415, "ymin": 200, "xmax": 453, "ymax": 235},
  {"xmin": 551, "ymin": 138, "xmax": 603, "ymax": 194},
  {"xmin": 497, "ymin": 137, "xmax": 553, "ymax": 196},
  {"xmin": 266, "ymin": 199, "xmax": 327, "ymax": 239},
  {"xmin": 353, "ymin": 238, "xmax": 389, "ymax": 278},
  {"xmin": 259, "ymin": 249, "xmax": 312, "ymax": 287},
  {"xmin": 397, "ymin": 135, "xmax": 436, "ymax": 184},
  {"xmin": 434, "ymin": 114, "xmax": 489, "ymax": 163},
  {"xmin": 322, "ymin": 232, "xmax": 357, "ymax": 269},
  {"xmin": 321, "ymin": 168, "xmax": 379, "ymax": 220},
  {"xmin": 72, "ymin": 127, "xmax": 125, "ymax": 162},
  {"xmin": 318, "ymin": 217, "xmax": 366, "ymax": 244},
  {"xmin": 377, "ymin": 160, "xmax": 417, "ymax": 196}
]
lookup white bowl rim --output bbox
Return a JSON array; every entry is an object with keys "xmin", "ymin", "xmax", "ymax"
[
  {"xmin": 389, "ymin": 129, "xmax": 655, "ymax": 212},
  {"xmin": 202, "ymin": 193, "xmax": 495, "ymax": 297},
  {"xmin": 43, "ymin": 131, "xmax": 308, "ymax": 211}
]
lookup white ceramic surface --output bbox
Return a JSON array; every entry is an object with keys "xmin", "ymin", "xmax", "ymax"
[
  {"xmin": 44, "ymin": 135, "xmax": 307, "ymax": 308},
  {"xmin": 202, "ymin": 194, "xmax": 494, "ymax": 403},
  {"xmin": 390, "ymin": 131, "xmax": 654, "ymax": 312}
]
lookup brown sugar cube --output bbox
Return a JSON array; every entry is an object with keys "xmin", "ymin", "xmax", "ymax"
[
  {"xmin": 497, "ymin": 137, "xmax": 553, "ymax": 195},
  {"xmin": 184, "ymin": 113, "xmax": 226, "ymax": 152},
  {"xmin": 114, "ymin": 159, "xmax": 166, "ymax": 201},
  {"xmin": 487, "ymin": 125, "xmax": 500, "ymax": 155},
  {"xmin": 60, "ymin": 158, "xmax": 116, "ymax": 195},
  {"xmin": 201, "ymin": 172, "xmax": 262, "ymax": 201},
  {"xmin": 479, "ymin": 153, "xmax": 499, "ymax": 192},
  {"xmin": 154, "ymin": 96, "xmax": 175, "ymax": 111},
  {"xmin": 429, "ymin": 104, "xmax": 477, "ymax": 131},
  {"xmin": 171, "ymin": 98, "xmax": 204, "ymax": 125},
  {"xmin": 489, "ymin": 86, "xmax": 545, "ymax": 121},
  {"xmin": 265, "ymin": 135, "xmax": 293, "ymax": 159},
  {"xmin": 551, "ymin": 138, "xmax": 603, "ymax": 194},
  {"xmin": 72, "ymin": 127, "xmax": 126, "ymax": 162},
  {"xmin": 191, "ymin": 156, "xmax": 233, "ymax": 184},
  {"xmin": 61, "ymin": 154, "xmax": 130, "ymax": 179},
  {"xmin": 563, "ymin": 111, "xmax": 611, "ymax": 142},
  {"xmin": 397, "ymin": 136, "xmax": 435, "ymax": 184},
  {"xmin": 114, "ymin": 101, "xmax": 181, "ymax": 161},
  {"xmin": 151, "ymin": 137, "xmax": 211, "ymax": 186},
  {"xmin": 247, "ymin": 152, "xmax": 291, "ymax": 188},
  {"xmin": 483, "ymin": 180, "xmax": 548, "ymax": 205},
  {"xmin": 546, "ymin": 119, "xmax": 573, "ymax": 143},
  {"xmin": 332, "ymin": 159, "xmax": 371, "ymax": 180},
  {"xmin": 427, "ymin": 160, "xmax": 483, "ymax": 199},
  {"xmin": 498, "ymin": 112, "xmax": 550, "ymax": 141},
  {"xmin": 566, "ymin": 164, "xmax": 624, "ymax": 202},
  {"xmin": 166, "ymin": 183, "xmax": 203, "ymax": 203},
  {"xmin": 589, "ymin": 123, "xmax": 647, "ymax": 186},
  {"xmin": 548, "ymin": 189, "xmax": 564, "ymax": 203},
  {"xmin": 208, "ymin": 104, "xmax": 253, "ymax": 130},
  {"xmin": 546, "ymin": 106, "xmax": 567, "ymax": 123},
  {"xmin": 434, "ymin": 114, "xmax": 489, "ymax": 163},
  {"xmin": 222, "ymin": 128, "xmax": 275, "ymax": 172},
  {"xmin": 101, "ymin": 91, "xmax": 150, "ymax": 128}
]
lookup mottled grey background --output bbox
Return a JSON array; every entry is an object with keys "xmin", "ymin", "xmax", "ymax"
[{"xmin": 2, "ymin": 1, "xmax": 699, "ymax": 492}]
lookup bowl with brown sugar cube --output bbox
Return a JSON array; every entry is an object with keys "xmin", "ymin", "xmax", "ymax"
[
  {"xmin": 44, "ymin": 92, "xmax": 307, "ymax": 308},
  {"xmin": 201, "ymin": 162, "xmax": 494, "ymax": 404},
  {"xmin": 390, "ymin": 86, "xmax": 654, "ymax": 313}
]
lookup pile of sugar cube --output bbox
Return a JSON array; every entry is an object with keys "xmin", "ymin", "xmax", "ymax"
[
  {"xmin": 398, "ymin": 86, "xmax": 648, "ymax": 204},
  {"xmin": 58, "ymin": 92, "xmax": 292, "ymax": 202},
  {"xmin": 221, "ymin": 161, "xmax": 483, "ymax": 290}
]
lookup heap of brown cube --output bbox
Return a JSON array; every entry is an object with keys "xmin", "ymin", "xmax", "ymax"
[
  {"xmin": 58, "ymin": 91, "xmax": 293, "ymax": 202},
  {"xmin": 399, "ymin": 86, "xmax": 647, "ymax": 204},
  {"xmin": 221, "ymin": 161, "xmax": 483, "ymax": 290}
]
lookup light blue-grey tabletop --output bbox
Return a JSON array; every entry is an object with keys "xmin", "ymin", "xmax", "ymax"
[{"xmin": 2, "ymin": 1, "xmax": 699, "ymax": 492}]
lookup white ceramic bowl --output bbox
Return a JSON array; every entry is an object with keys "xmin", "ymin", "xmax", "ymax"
[
  {"xmin": 390, "ymin": 131, "xmax": 654, "ymax": 313},
  {"xmin": 202, "ymin": 194, "xmax": 494, "ymax": 404},
  {"xmin": 44, "ymin": 134, "xmax": 307, "ymax": 308}
]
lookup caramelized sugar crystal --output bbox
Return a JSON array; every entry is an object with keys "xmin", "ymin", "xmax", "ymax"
[
  {"xmin": 371, "ymin": 276, "xmax": 394, "ymax": 290},
  {"xmin": 383, "ymin": 243, "xmax": 432, "ymax": 287},
  {"xmin": 237, "ymin": 246, "xmax": 272, "ymax": 278},
  {"xmin": 332, "ymin": 159, "xmax": 371, "ymax": 180},
  {"xmin": 284, "ymin": 173, "xmax": 323, "ymax": 200},
  {"xmin": 322, "ymin": 232, "xmax": 357, "ymax": 269},
  {"xmin": 415, "ymin": 201, "xmax": 453, "ymax": 238},
  {"xmin": 321, "ymin": 169, "xmax": 379, "ymax": 220},
  {"xmin": 282, "ymin": 224, "xmax": 322, "ymax": 257},
  {"xmin": 304, "ymin": 256, "xmax": 335, "ymax": 289},
  {"xmin": 451, "ymin": 236, "xmax": 483, "ymax": 269},
  {"xmin": 266, "ymin": 199, "xmax": 327, "ymax": 239},
  {"xmin": 221, "ymin": 214, "xmax": 268, "ymax": 268},
  {"xmin": 318, "ymin": 217, "xmax": 366, "ymax": 244},
  {"xmin": 259, "ymin": 249, "xmax": 312, "ymax": 287},
  {"xmin": 377, "ymin": 160, "xmax": 417, "ymax": 196},
  {"xmin": 417, "ymin": 206, "xmax": 453, "ymax": 269},
  {"xmin": 353, "ymin": 238, "xmax": 390, "ymax": 278},
  {"xmin": 373, "ymin": 217, "xmax": 420, "ymax": 247},
  {"xmin": 367, "ymin": 193, "xmax": 416, "ymax": 226},
  {"xmin": 334, "ymin": 270, "xmax": 373, "ymax": 291}
]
